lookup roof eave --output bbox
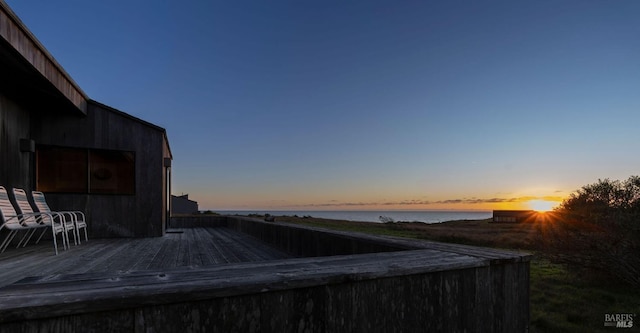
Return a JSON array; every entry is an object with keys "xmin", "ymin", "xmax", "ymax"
[{"xmin": 0, "ymin": 0, "xmax": 88, "ymax": 114}]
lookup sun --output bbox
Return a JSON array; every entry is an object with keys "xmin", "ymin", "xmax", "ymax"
[{"xmin": 527, "ymin": 199, "xmax": 557, "ymax": 212}]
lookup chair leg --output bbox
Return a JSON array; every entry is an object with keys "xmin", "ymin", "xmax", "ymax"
[
  {"xmin": 65, "ymin": 226, "xmax": 78, "ymax": 247},
  {"xmin": 0, "ymin": 231, "xmax": 12, "ymax": 253},
  {"xmin": 61, "ymin": 229, "xmax": 69, "ymax": 251},
  {"xmin": 35, "ymin": 228, "xmax": 48, "ymax": 244},
  {"xmin": 52, "ymin": 228, "xmax": 59, "ymax": 256},
  {"xmin": 19, "ymin": 228, "xmax": 39, "ymax": 248},
  {"xmin": 16, "ymin": 229, "xmax": 28, "ymax": 248},
  {"xmin": 0, "ymin": 233, "xmax": 9, "ymax": 253},
  {"xmin": 75, "ymin": 227, "xmax": 81, "ymax": 245},
  {"xmin": 16, "ymin": 229, "xmax": 35, "ymax": 248},
  {"xmin": 67, "ymin": 227, "xmax": 74, "ymax": 248},
  {"xmin": 0, "ymin": 230, "xmax": 18, "ymax": 253},
  {"xmin": 59, "ymin": 229, "xmax": 67, "ymax": 251}
]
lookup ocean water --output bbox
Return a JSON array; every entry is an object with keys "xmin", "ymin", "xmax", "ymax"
[{"xmin": 216, "ymin": 210, "xmax": 492, "ymax": 224}]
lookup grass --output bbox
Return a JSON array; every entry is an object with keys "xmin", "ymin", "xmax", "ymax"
[
  {"xmin": 529, "ymin": 259, "xmax": 640, "ymax": 332},
  {"xmin": 257, "ymin": 214, "xmax": 640, "ymax": 333}
]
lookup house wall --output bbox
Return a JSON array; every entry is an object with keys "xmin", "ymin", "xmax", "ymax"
[
  {"xmin": 171, "ymin": 195, "xmax": 199, "ymax": 215},
  {"xmin": 33, "ymin": 101, "xmax": 166, "ymax": 238},
  {"xmin": 0, "ymin": 93, "xmax": 32, "ymax": 190},
  {"xmin": 492, "ymin": 210, "xmax": 535, "ymax": 223},
  {"xmin": 0, "ymin": 2, "xmax": 169, "ymax": 239},
  {"xmin": 162, "ymin": 138, "xmax": 171, "ymax": 232}
]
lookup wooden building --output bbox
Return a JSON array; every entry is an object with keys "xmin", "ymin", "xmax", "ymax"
[
  {"xmin": 171, "ymin": 194, "xmax": 199, "ymax": 215},
  {"xmin": 0, "ymin": 1, "xmax": 172, "ymax": 238},
  {"xmin": 492, "ymin": 210, "xmax": 536, "ymax": 223}
]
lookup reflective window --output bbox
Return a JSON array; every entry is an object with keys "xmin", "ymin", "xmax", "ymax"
[
  {"xmin": 37, "ymin": 146, "xmax": 135, "ymax": 195},
  {"xmin": 89, "ymin": 150, "xmax": 135, "ymax": 194},
  {"xmin": 36, "ymin": 147, "xmax": 88, "ymax": 193}
]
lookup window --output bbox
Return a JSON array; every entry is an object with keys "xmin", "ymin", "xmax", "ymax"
[
  {"xmin": 36, "ymin": 147, "xmax": 88, "ymax": 193},
  {"xmin": 89, "ymin": 150, "xmax": 135, "ymax": 194},
  {"xmin": 36, "ymin": 146, "xmax": 135, "ymax": 195}
]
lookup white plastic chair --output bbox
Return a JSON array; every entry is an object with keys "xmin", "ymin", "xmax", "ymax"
[
  {"xmin": 32, "ymin": 191, "xmax": 88, "ymax": 244},
  {"xmin": 0, "ymin": 187, "xmax": 56, "ymax": 254},
  {"xmin": 14, "ymin": 188, "xmax": 78, "ymax": 250},
  {"xmin": 0, "ymin": 186, "xmax": 30, "ymax": 253}
]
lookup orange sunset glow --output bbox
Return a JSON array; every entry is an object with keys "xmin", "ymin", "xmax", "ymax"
[{"xmin": 527, "ymin": 199, "xmax": 560, "ymax": 212}]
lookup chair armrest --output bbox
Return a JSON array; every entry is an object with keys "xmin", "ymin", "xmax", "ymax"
[{"xmin": 5, "ymin": 212, "xmax": 51, "ymax": 227}]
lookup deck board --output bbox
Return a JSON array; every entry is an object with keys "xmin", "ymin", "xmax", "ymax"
[
  {"xmin": 175, "ymin": 232, "xmax": 190, "ymax": 267},
  {"xmin": 195, "ymin": 227, "xmax": 220, "ymax": 265},
  {"xmin": 0, "ymin": 227, "xmax": 295, "ymax": 288}
]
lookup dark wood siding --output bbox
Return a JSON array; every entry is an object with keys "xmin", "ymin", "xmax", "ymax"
[
  {"xmin": 0, "ymin": 92, "xmax": 31, "ymax": 189},
  {"xmin": 162, "ymin": 136, "xmax": 171, "ymax": 233},
  {"xmin": 0, "ymin": 3, "xmax": 167, "ymax": 239},
  {"xmin": 33, "ymin": 101, "xmax": 166, "ymax": 238}
]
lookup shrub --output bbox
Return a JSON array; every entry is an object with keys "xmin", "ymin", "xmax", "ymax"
[
  {"xmin": 379, "ymin": 215, "xmax": 395, "ymax": 223},
  {"xmin": 543, "ymin": 176, "xmax": 640, "ymax": 287}
]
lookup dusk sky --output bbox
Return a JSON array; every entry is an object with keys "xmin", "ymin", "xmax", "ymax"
[{"xmin": 7, "ymin": 1, "xmax": 640, "ymax": 211}]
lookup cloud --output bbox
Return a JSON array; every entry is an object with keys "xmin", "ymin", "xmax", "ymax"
[{"xmin": 297, "ymin": 195, "xmax": 566, "ymax": 208}]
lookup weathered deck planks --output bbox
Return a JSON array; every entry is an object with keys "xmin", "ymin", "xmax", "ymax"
[
  {"xmin": 0, "ymin": 218, "xmax": 532, "ymax": 332},
  {"xmin": 0, "ymin": 227, "xmax": 295, "ymax": 288},
  {"xmin": 0, "ymin": 249, "xmax": 488, "ymax": 321}
]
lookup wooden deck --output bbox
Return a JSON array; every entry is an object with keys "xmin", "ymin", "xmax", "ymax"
[
  {"xmin": 0, "ymin": 227, "xmax": 294, "ymax": 288},
  {"xmin": 0, "ymin": 218, "xmax": 531, "ymax": 331}
]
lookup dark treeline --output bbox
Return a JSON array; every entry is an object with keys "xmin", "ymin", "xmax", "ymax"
[{"xmin": 541, "ymin": 176, "xmax": 640, "ymax": 287}]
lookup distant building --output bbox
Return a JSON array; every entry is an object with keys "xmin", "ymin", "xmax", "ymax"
[
  {"xmin": 172, "ymin": 194, "xmax": 199, "ymax": 215},
  {"xmin": 492, "ymin": 210, "xmax": 535, "ymax": 223}
]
